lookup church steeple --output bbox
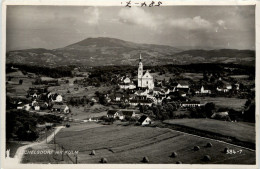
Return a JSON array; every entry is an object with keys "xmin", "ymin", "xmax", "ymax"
[{"xmin": 138, "ymin": 53, "xmax": 143, "ymax": 87}]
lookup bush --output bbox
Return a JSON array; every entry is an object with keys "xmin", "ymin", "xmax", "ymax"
[
  {"xmin": 206, "ymin": 142, "xmax": 212, "ymax": 147},
  {"xmin": 171, "ymin": 152, "xmax": 177, "ymax": 158},
  {"xmin": 203, "ymin": 155, "xmax": 211, "ymax": 161},
  {"xmin": 100, "ymin": 157, "xmax": 108, "ymax": 163},
  {"xmin": 224, "ymin": 147, "xmax": 229, "ymax": 153},
  {"xmin": 142, "ymin": 157, "xmax": 149, "ymax": 163},
  {"xmin": 193, "ymin": 146, "xmax": 200, "ymax": 151},
  {"xmin": 90, "ymin": 150, "xmax": 95, "ymax": 155}
]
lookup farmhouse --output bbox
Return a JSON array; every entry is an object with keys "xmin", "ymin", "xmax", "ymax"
[
  {"xmin": 54, "ymin": 94, "xmax": 63, "ymax": 102},
  {"xmin": 17, "ymin": 102, "xmax": 30, "ymax": 110},
  {"xmin": 33, "ymin": 103, "xmax": 40, "ymax": 111},
  {"xmin": 129, "ymin": 99, "xmax": 153, "ymax": 106},
  {"xmin": 107, "ymin": 110, "xmax": 124, "ymax": 120},
  {"xmin": 176, "ymin": 82, "xmax": 189, "ymax": 89},
  {"xmin": 138, "ymin": 115, "xmax": 152, "ymax": 125},
  {"xmin": 196, "ymin": 85, "xmax": 211, "ymax": 94},
  {"xmin": 91, "ymin": 96, "xmax": 99, "ymax": 103},
  {"xmin": 120, "ymin": 109, "xmax": 137, "ymax": 118},
  {"xmin": 51, "ymin": 104, "xmax": 70, "ymax": 114},
  {"xmin": 180, "ymin": 101, "xmax": 201, "ymax": 108},
  {"xmin": 216, "ymin": 83, "xmax": 232, "ymax": 93}
]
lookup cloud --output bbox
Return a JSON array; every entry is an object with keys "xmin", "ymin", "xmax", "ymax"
[
  {"xmin": 83, "ymin": 7, "xmax": 99, "ymax": 25},
  {"xmin": 118, "ymin": 7, "xmax": 158, "ymax": 30},
  {"xmin": 168, "ymin": 16, "xmax": 213, "ymax": 31}
]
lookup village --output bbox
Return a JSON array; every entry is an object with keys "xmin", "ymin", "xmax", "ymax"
[
  {"xmin": 5, "ymin": 53, "xmax": 256, "ymax": 164},
  {"xmin": 6, "ymin": 54, "xmax": 254, "ymax": 125}
]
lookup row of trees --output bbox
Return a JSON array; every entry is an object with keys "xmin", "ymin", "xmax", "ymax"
[{"xmin": 6, "ymin": 64, "xmax": 73, "ymax": 78}]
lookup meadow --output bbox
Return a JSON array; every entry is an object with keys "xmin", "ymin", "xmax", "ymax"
[
  {"xmin": 164, "ymin": 119, "xmax": 255, "ymax": 144},
  {"xmin": 193, "ymin": 97, "xmax": 247, "ymax": 111},
  {"xmin": 41, "ymin": 123, "xmax": 256, "ymax": 164}
]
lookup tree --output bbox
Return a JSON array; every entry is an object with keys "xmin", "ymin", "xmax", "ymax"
[
  {"xmin": 205, "ymin": 102, "xmax": 215, "ymax": 117},
  {"xmin": 243, "ymin": 102, "xmax": 255, "ymax": 123}
]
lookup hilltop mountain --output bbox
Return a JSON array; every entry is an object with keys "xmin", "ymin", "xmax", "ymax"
[
  {"xmin": 171, "ymin": 49, "xmax": 255, "ymax": 66},
  {"xmin": 6, "ymin": 37, "xmax": 255, "ymax": 67}
]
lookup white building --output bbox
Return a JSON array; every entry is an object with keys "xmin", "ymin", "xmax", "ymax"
[
  {"xmin": 55, "ymin": 95, "xmax": 63, "ymax": 102},
  {"xmin": 196, "ymin": 86, "xmax": 211, "ymax": 94},
  {"xmin": 137, "ymin": 54, "xmax": 154, "ymax": 89},
  {"xmin": 138, "ymin": 115, "xmax": 152, "ymax": 125},
  {"xmin": 119, "ymin": 77, "xmax": 136, "ymax": 89}
]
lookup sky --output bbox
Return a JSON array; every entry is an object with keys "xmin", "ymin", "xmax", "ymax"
[{"xmin": 6, "ymin": 5, "xmax": 255, "ymax": 51}]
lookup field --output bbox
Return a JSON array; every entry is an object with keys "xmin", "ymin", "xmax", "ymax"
[
  {"xmin": 6, "ymin": 72, "xmax": 35, "ymax": 97},
  {"xmin": 229, "ymin": 75, "xmax": 249, "ymax": 79},
  {"xmin": 164, "ymin": 119, "xmax": 255, "ymax": 144},
  {"xmin": 193, "ymin": 97, "xmax": 247, "ymax": 111},
  {"xmin": 182, "ymin": 73, "xmax": 203, "ymax": 81},
  {"xmin": 21, "ymin": 122, "xmax": 255, "ymax": 164},
  {"xmin": 70, "ymin": 104, "xmax": 108, "ymax": 120},
  {"xmin": 150, "ymin": 72, "xmax": 175, "ymax": 81}
]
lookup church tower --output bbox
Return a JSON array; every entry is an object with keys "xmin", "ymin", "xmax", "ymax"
[{"xmin": 138, "ymin": 53, "xmax": 143, "ymax": 87}]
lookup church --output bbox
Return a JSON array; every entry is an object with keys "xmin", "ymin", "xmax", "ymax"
[{"xmin": 137, "ymin": 54, "xmax": 154, "ymax": 89}]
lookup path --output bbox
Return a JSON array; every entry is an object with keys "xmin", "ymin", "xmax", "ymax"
[{"xmin": 5, "ymin": 126, "xmax": 64, "ymax": 166}]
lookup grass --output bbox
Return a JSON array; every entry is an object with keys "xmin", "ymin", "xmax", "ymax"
[
  {"xmin": 48, "ymin": 123, "xmax": 255, "ymax": 164},
  {"xmin": 70, "ymin": 104, "xmax": 108, "ymax": 120},
  {"xmin": 20, "ymin": 123, "xmax": 255, "ymax": 164},
  {"xmin": 193, "ymin": 97, "xmax": 247, "ymax": 111},
  {"xmin": 164, "ymin": 119, "xmax": 255, "ymax": 144},
  {"xmin": 229, "ymin": 75, "xmax": 249, "ymax": 79},
  {"xmin": 22, "ymin": 144, "xmax": 74, "ymax": 164}
]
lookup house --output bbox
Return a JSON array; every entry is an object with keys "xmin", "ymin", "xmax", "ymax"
[
  {"xmin": 180, "ymin": 101, "xmax": 201, "ymax": 108},
  {"xmin": 91, "ymin": 96, "xmax": 99, "ymax": 103},
  {"xmin": 153, "ymin": 87, "xmax": 162, "ymax": 95},
  {"xmin": 115, "ymin": 93, "xmax": 123, "ymax": 101},
  {"xmin": 120, "ymin": 109, "xmax": 137, "ymax": 118},
  {"xmin": 51, "ymin": 104, "xmax": 70, "ymax": 114},
  {"xmin": 135, "ymin": 88, "xmax": 149, "ymax": 96},
  {"xmin": 55, "ymin": 94, "xmax": 63, "ymax": 102},
  {"xmin": 217, "ymin": 83, "xmax": 232, "ymax": 93},
  {"xmin": 33, "ymin": 103, "xmax": 40, "ymax": 111},
  {"xmin": 17, "ymin": 102, "xmax": 30, "ymax": 110},
  {"xmin": 138, "ymin": 115, "xmax": 152, "ymax": 126},
  {"xmin": 129, "ymin": 99, "xmax": 153, "ymax": 106},
  {"xmin": 176, "ymin": 82, "xmax": 189, "ymax": 89},
  {"xmin": 39, "ymin": 102, "xmax": 49, "ymax": 110},
  {"xmin": 235, "ymin": 83, "xmax": 240, "ymax": 90},
  {"xmin": 196, "ymin": 86, "xmax": 211, "ymax": 94},
  {"xmin": 107, "ymin": 110, "xmax": 124, "ymax": 120},
  {"xmin": 119, "ymin": 77, "xmax": 136, "ymax": 90},
  {"xmin": 32, "ymin": 93, "xmax": 38, "ymax": 99},
  {"xmin": 17, "ymin": 102, "xmax": 24, "ymax": 109}
]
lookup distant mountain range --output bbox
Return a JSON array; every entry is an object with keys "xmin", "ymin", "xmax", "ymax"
[{"xmin": 6, "ymin": 37, "xmax": 255, "ymax": 67}]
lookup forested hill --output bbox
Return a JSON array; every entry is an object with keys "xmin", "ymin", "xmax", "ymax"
[{"xmin": 6, "ymin": 37, "xmax": 255, "ymax": 67}]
